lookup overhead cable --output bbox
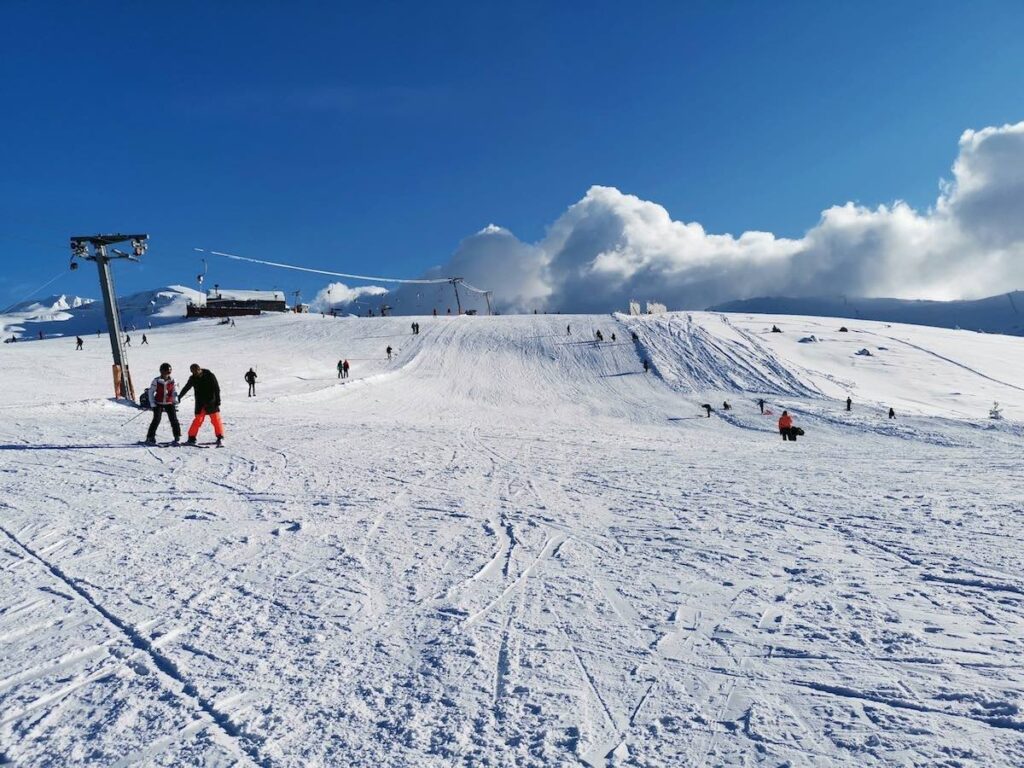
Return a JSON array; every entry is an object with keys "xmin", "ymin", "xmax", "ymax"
[{"xmin": 194, "ymin": 248, "xmax": 454, "ymax": 285}]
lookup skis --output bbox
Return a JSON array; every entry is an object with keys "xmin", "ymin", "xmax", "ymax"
[{"xmin": 137, "ymin": 440, "xmax": 224, "ymax": 448}]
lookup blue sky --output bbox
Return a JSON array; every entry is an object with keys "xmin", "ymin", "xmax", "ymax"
[{"xmin": 2, "ymin": 1, "xmax": 1023, "ymax": 309}]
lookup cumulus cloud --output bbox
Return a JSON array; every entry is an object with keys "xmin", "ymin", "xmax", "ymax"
[
  {"xmin": 310, "ymin": 282, "xmax": 388, "ymax": 312},
  {"xmin": 415, "ymin": 120, "xmax": 1024, "ymax": 313}
]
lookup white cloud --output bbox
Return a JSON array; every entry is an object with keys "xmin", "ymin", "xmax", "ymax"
[
  {"xmin": 416, "ymin": 120, "xmax": 1024, "ymax": 313},
  {"xmin": 310, "ymin": 282, "xmax": 388, "ymax": 312}
]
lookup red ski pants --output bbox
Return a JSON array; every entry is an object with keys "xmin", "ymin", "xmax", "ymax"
[{"xmin": 188, "ymin": 409, "xmax": 225, "ymax": 439}]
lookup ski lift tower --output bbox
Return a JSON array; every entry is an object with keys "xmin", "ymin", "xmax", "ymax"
[{"xmin": 69, "ymin": 233, "xmax": 148, "ymax": 402}]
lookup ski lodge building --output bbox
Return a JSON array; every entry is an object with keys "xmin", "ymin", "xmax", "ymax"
[{"xmin": 186, "ymin": 288, "xmax": 288, "ymax": 318}]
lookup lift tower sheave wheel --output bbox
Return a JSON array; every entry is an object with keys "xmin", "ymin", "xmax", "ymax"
[{"xmin": 69, "ymin": 234, "xmax": 148, "ymax": 403}]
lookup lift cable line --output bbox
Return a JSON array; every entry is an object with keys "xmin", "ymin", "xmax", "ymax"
[
  {"xmin": 0, "ymin": 268, "xmax": 69, "ymax": 316},
  {"xmin": 193, "ymin": 247, "xmax": 493, "ymax": 313},
  {"xmin": 196, "ymin": 248, "xmax": 451, "ymax": 285}
]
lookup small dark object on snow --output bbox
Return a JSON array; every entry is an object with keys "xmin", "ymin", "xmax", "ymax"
[
  {"xmin": 846, "ymin": 396, "xmax": 852, "ymax": 411},
  {"xmin": 889, "ymin": 407, "xmax": 896, "ymax": 419},
  {"xmin": 722, "ymin": 401, "xmax": 731, "ymax": 411},
  {"xmin": 771, "ymin": 325, "xmax": 782, "ymax": 333},
  {"xmin": 839, "ymin": 326, "xmax": 849, "ymax": 332}
]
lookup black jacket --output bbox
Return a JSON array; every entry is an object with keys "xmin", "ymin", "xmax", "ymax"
[{"xmin": 179, "ymin": 370, "xmax": 221, "ymax": 414}]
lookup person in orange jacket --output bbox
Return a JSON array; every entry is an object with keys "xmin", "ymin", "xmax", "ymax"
[{"xmin": 778, "ymin": 410, "xmax": 794, "ymax": 440}]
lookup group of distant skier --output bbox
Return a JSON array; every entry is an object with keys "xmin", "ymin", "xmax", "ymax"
[{"xmin": 696, "ymin": 393, "xmax": 899, "ymax": 442}]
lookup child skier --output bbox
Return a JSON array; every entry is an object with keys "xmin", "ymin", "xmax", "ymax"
[{"xmin": 144, "ymin": 363, "xmax": 181, "ymax": 445}]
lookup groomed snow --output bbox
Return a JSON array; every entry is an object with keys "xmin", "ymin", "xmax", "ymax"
[{"xmin": 1, "ymin": 311, "xmax": 1022, "ymax": 766}]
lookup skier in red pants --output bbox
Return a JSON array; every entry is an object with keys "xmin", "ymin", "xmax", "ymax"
[{"xmin": 179, "ymin": 363, "xmax": 225, "ymax": 446}]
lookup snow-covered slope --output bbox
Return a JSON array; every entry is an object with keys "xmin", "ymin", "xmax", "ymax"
[
  {"xmin": 1, "ymin": 285, "xmax": 202, "ymax": 341},
  {"xmin": 1, "ymin": 311, "xmax": 1022, "ymax": 767},
  {"xmin": 711, "ymin": 291, "xmax": 1024, "ymax": 336}
]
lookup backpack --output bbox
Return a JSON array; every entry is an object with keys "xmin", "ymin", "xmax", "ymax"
[{"xmin": 139, "ymin": 389, "xmax": 150, "ymax": 409}]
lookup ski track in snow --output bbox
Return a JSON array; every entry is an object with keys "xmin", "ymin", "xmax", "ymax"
[{"xmin": 1, "ymin": 310, "xmax": 1023, "ymax": 766}]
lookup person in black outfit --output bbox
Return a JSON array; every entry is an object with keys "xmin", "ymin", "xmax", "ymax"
[
  {"xmin": 702, "ymin": 403, "xmax": 713, "ymax": 417},
  {"xmin": 757, "ymin": 398, "xmax": 765, "ymax": 414},
  {"xmin": 75, "ymin": 336, "xmax": 83, "ymax": 350},
  {"xmin": 245, "ymin": 368, "xmax": 257, "ymax": 397},
  {"xmin": 846, "ymin": 396, "xmax": 852, "ymax": 412},
  {"xmin": 889, "ymin": 407, "xmax": 896, "ymax": 419},
  {"xmin": 179, "ymin": 363, "xmax": 224, "ymax": 446}
]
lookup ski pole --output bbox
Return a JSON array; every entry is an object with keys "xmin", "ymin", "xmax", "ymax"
[{"xmin": 121, "ymin": 408, "xmax": 149, "ymax": 428}]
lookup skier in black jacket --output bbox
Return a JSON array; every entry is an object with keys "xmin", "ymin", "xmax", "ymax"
[
  {"xmin": 244, "ymin": 368, "xmax": 257, "ymax": 397},
  {"xmin": 179, "ymin": 364, "xmax": 224, "ymax": 446}
]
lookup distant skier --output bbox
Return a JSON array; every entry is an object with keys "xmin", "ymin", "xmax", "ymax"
[
  {"xmin": 757, "ymin": 398, "xmax": 765, "ymax": 414},
  {"xmin": 611, "ymin": 332, "xmax": 616, "ymax": 342},
  {"xmin": 771, "ymin": 325, "xmax": 782, "ymax": 333},
  {"xmin": 75, "ymin": 336, "xmax": 83, "ymax": 350},
  {"xmin": 231, "ymin": 318, "xmax": 236, "ymax": 327},
  {"xmin": 433, "ymin": 308, "xmax": 438, "ymax": 317},
  {"xmin": 179, "ymin": 363, "xmax": 224, "ymax": 447},
  {"xmin": 411, "ymin": 322, "xmax": 416, "ymax": 335},
  {"xmin": 595, "ymin": 330, "xmax": 603, "ymax": 342},
  {"xmin": 386, "ymin": 346, "xmax": 393, "ymax": 360},
  {"xmin": 567, "ymin": 324, "xmax": 571, "ymax": 335},
  {"xmin": 643, "ymin": 359, "xmax": 649, "ymax": 373},
  {"xmin": 38, "ymin": 331, "xmax": 44, "ymax": 340},
  {"xmin": 144, "ymin": 363, "xmax": 181, "ymax": 445},
  {"xmin": 337, "ymin": 360, "xmax": 344, "ymax": 379},
  {"xmin": 889, "ymin": 407, "xmax": 896, "ymax": 419},
  {"xmin": 141, "ymin": 334, "xmax": 149, "ymax": 345},
  {"xmin": 722, "ymin": 401, "xmax": 731, "ymax": 411},
  {"xmin": 702, "ymin": 403, "xmax": 713, "ymax": 418},
  {"xmin": 245, "ymin": 367, "xmax": 257, "ymax": 397},
  {"xmin": 846, "ymin": 396, "xmax": 852, "ymax": 412},
  {"xmin": 124, "ymin": 335, "xmax": 131, "ymax": 347},
  {"xmin": 778, "ymin": 410, "xmax": 793, "ymax": 440},
  {"xmin": 631, "ymin": 331, "xmax": 638, "ymax": 341},
  {"xmin": 343, "ymin": 359, "xmax": 350, "ymax": 378}
]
